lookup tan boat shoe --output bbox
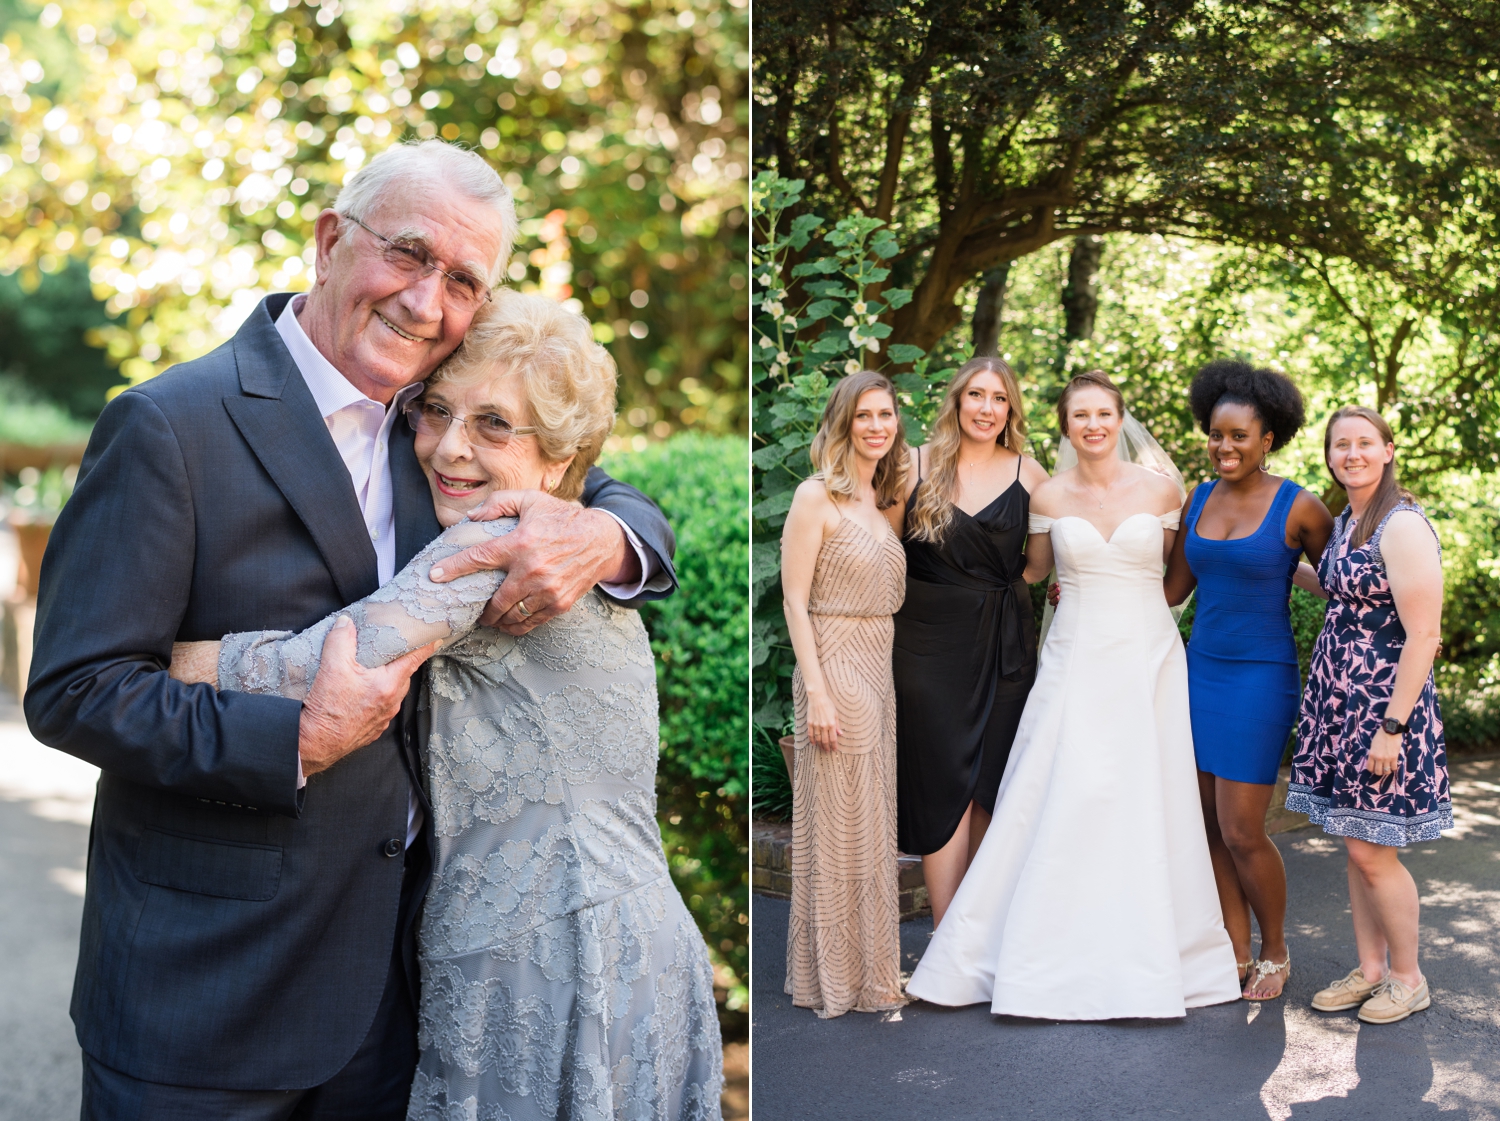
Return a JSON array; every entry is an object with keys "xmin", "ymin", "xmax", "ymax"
[
  {"xmin": 1358, "ymin": 976, "xmax": 1431, "ymax": 1024},
  {"xmin": 1311, "ymin": 966, "xmax": 1384, "ymax": 1012}
]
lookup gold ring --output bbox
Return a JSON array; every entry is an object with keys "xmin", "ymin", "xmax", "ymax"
[{"xmin": 516, "ymin": 599, "xmax": 533, "ymax": 619}]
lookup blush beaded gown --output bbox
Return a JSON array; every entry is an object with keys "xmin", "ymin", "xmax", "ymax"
[
  {"xmin": 786, "ymin": 514, "xmax": 907, "ymax": 1019},
  {"xmin": 906, "ymin": 510, "xmax": 1241, "ymax": 1020},
  {"xmin": 214, "ymin": 517, "xmax": 723, "ymax": 1121}
]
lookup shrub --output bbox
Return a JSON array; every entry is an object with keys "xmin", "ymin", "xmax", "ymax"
[{"xmin": 601, "ymin": 433, "xmax": 749, "ymax": 1037}]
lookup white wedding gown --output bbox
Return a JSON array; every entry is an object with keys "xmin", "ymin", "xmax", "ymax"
[{"xmin": 905, "ymin": 510, "xmax": 1242, "ymax": 1019}]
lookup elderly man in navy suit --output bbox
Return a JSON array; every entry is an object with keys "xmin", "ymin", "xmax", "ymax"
[{"xmin": 26, "ymin": 139, "xmax": 675, "ymax": 1120}]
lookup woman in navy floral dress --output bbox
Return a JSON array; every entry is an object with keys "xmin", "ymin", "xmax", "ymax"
[{"xmin": 1287, "ymin": 406, "xmax": 1451, "ymax": 1025}]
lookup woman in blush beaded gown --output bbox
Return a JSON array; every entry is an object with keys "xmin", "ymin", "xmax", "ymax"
[
  {"xmin": 1289, "ymin": 406, "xmax": 1451, "ymax": 1026},
  {"xmin": 907, "ymin": 372, "xmax": 1240, "ymax": 1021},
  {"xmin": 1163, "ymin": 360, "xmax": 1333, "ymax": 1001},
  {"xmin": 170, "ymin": 290, "xmax": 722, "ymax": 1121},
  {"xmin": 780, "ymin": 370, "xmax": 909, "ymax": 1019}
]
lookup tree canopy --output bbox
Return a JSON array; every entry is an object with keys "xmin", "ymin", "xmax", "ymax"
[
  {"xmin": 753, "ymin": 0, "xmax": 1500, "ymax": 383},
  {"xmin": 0, "ymin": 0, "xmax": 748, "ymax": 438}
]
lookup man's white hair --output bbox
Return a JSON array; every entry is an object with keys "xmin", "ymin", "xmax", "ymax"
[{"xmin": 333, "ymin": 139, "xmax": 518, "ymax": 283}]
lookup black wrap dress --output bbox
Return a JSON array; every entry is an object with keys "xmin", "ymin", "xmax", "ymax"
[{"xmin": 894, "ymin": 455, "xmax": 1038, "ymax": 855}]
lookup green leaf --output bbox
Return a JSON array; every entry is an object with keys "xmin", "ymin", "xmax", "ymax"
[{"xmin": 888, "ymin": 343, "xmax": 927, "ymax": 363}]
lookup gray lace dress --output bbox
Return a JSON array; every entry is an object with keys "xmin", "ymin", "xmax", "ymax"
[{"xmin": 215, "ymin": 516, "xmax": 724, "ymax": 1121}]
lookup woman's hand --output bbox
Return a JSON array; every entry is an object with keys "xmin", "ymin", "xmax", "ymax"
[
  {"xmin": 1365, "ymin": 729, "xmax": 1402, "ymax": 777},
  {"xmin": 805, "ymin": 690, "xmax": 841, "ymax": 752}
]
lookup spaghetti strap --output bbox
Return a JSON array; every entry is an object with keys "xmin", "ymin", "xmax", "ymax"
[
  {"xmin": 1015, "ymin": 453, "xmax": 1023, "ymax": 482},
  {"xmin": 917, "ymin": 445, "xmax": 925, "ymax": 483}
]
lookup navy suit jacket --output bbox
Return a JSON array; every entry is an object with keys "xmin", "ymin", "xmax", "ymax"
[{"xmin": 24, "ymin": 292, "xmax": 675, "ymax": 1089}]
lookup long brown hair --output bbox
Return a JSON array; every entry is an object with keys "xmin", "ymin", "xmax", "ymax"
[
  {"xmin": 809, "ymin": 371, "xmax": 908, "ymax": 509},
  {"xmin": 1056, "ymin": 369, "xmax": 1125, "ymax": 436},
  {"xmin": 1323, "ymin": 405, "xmax": 1411, "ymax": 548},
  {"xmin": 907, "ymin": 356, "xmax": 1028, "ymax": 543}
]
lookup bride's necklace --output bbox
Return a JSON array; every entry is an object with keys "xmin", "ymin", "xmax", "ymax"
[{"xmin": 1082, "ymin": 475, "xmax": 1115, "ymax": 509}]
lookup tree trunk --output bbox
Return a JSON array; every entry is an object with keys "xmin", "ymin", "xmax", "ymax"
[
  {"xmin": 971, "ymin": 263, "xmax": 1010, "ymax": 357},
  {"xmin": 1062, "ymin": 235, "xmax": 1103, "ymax": 341}
]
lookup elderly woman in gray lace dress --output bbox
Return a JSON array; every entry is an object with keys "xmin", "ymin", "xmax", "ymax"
[{"xmin": 172, "ymin": 289, "xmax": 722, "ymax": 1120}]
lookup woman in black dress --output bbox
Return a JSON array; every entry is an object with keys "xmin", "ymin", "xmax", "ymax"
[{"xmin": 894, "ymin": 356, "xmax": 1050, "ymax": 926}]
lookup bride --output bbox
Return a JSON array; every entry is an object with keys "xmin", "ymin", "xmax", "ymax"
[{"xmin": 905, "ymin": 370, "xmax": 1242, "ymax": 1020}]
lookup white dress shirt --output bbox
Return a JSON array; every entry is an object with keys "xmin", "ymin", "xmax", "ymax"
[{"xmin": 274, "ymin": 296, "xmax": 656, "ymax": 847}]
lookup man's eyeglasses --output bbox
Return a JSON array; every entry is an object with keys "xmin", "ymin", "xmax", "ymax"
[
  {"xmin": 345, "ymin": 214, "xmax": 494, "ymax": 313},
  {"xmin": 404, "ymin": 399, "xmax": 537, "ymax": 449}
]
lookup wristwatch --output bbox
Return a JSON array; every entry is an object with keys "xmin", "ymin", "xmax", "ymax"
[{"xmin": 1381, "ymin": 715, "xmax": 1409, "ymax": 736}]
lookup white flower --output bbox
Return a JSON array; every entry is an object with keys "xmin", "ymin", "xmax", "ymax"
[
  {"xmin": 762, "ymin": 300, "xmax": 784, "ymax": 318},
  {"xmin": 844, "ymin": 359, "xmax": 862, "ymax": 374},
  {"xmin": 853, "ymin": 301, "xmax": 867, "ymax": 314},
  {"xmin": 782, "ymin": 315, "xmax": 798, "ymax": 327},
  {"xmin": 758, "ymin": 273, "xmax": 773, "ymax": 286},
  {"xmin": 865, "ymin": 338, "xmax": 881, "ymax": 353},
  {"xmin": 759, "ymin": 336, "xmax": 774, "ymax": 349},
  {"xmin": 866, "ymin": 314, "xmax": 880, "ymax": 325},
  {"xmin": 769, "ymin": 362, "xmax": 784, "ymax": 378},
  {"xmin": 776, "ymin": 351, "xmax": 790, "ymax": 365},
  {"xmin": 848, "ymin": 327, "xmax": 866, "ymax": 347},
  {"xmin": 842, "ymin": 315, "xmax": 856, "ymax": 327}
]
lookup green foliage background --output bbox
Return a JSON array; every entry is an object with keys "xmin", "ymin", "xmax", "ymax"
[
  {"xmin": 0, "ymin": 0, "xmax": 748, "ymax": 440},
  {"xmin": 751, "ymin": 169, "xmax": 1500, "ymax": 818},
  {"xmin": 0, "ymin": 0, "xmax": 750, "ymax": 1039},
  {"xmin": 601, "ymin": 433, "xmax": 748, "ymax": 1034}
]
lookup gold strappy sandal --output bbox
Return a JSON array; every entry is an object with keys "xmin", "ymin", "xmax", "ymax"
[{"xmin": 1244, "ymin": 955, "xmax": 1290, "ymax": 1001}]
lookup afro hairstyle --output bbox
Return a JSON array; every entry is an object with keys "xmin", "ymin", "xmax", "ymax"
[{"xmin": 1188, "ymin": 358, "xmax": 1306, "ymax": 453}]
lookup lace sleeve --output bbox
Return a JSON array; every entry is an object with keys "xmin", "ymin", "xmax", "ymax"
[
  {"xmin": 1159, "ymin": 508, "xmax": 1182, "ymax": 530},
  {"xmin": 217, "ymin": 517, "xmax": 516, "ymax": 700},
  {"xmin": 1028, "ymin": 514, "xmax": 1054, "ymax": 534}
]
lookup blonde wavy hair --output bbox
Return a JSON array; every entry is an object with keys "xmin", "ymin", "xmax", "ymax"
[
  {"xmin": 809, "ymin": 370, "xmax": 908, "ymax": 509},
  {"xmin": 427, "ymin": 288, "xmax": 617, "ymax": 500},
  {"xmin": 907, "ymin": 356, "xmax": 1027, "ymax": 543}
]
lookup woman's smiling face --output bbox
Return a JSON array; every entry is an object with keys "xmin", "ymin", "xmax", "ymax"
[
  {"xmin": 958, "ymin": 370, "xmax": 1010, "ymax": 445},
  {"xmin": 414, "ymin": 372, "xmax": 564, "ymax": 526},
  {"xmin": 1327, "ymin": 415, "xmax": 1393, "ymax": 494}
]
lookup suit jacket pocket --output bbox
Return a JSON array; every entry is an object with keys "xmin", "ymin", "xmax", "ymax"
[{"xmin": 134, "ymin": 828, "xmax": 283, "ymax": 901}]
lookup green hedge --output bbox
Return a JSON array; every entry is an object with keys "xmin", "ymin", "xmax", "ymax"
[{"xmin": 601, "ymin": 433, "xmax": 748, "ymax": 1037}]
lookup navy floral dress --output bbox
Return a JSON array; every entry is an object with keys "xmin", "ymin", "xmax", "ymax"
[{"xmin": 1287, "ymin": 502, "xmax": 1452, "ymax": 846}]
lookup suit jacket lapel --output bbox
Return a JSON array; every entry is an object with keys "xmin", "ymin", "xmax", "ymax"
[
  {"xmin": 391, "ymin": 419, "xmax": 442, "ymax": 570},
  {"xmin": 223, "ymin": 295, "xmax": 380, "ymax": 605}
]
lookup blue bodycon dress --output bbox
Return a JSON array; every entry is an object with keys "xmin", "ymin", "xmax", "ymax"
[{"xmin": 1184, "ymin": 478, "xmax": 1304, "ymax": 785}]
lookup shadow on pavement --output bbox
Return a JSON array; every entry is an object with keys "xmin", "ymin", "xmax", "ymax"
[{"xmin": 751, "ymin": 758, "xmax": 1500, "ymax": 1121}]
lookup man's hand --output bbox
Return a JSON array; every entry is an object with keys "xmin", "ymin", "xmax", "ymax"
[
  {"xmin": 298, "ymin": 617, "xmax": 439, "ymax": 777},
  {"xmin": 428, "ymin": 490, "xmax": 635, "ymax": 635}
]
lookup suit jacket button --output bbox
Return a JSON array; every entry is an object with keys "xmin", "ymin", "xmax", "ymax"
[{"xmin": 382, "ymin": 838, "xmax": 404, "ymax": 858}]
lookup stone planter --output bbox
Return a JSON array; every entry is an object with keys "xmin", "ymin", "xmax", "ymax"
[{"xmin": 0, "ymin": 441, "xmax": 88, "ymax": 477}]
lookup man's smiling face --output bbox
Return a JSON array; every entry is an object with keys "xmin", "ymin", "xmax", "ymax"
[{"xmin": 302, "ymin": 179, "xmax": 507, "ymax": 403}]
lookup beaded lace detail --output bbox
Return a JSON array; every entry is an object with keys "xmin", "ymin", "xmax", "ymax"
[{"xmin": 216, "ymin": 516, "xmax": 723, "ymax": 1120}]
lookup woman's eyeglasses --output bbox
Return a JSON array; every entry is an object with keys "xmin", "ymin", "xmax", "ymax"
[
  {"xmin": 346, "ymin": 214, "xmax": 494, "ymax": 313},
  {"xmin": 404, "ymin": 400, "xmax": 537, "ymax": 449}
]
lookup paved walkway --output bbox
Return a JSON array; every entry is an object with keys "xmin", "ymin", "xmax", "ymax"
[
  {"xmin": 0, "ymin": 698, "xmax": 93, "ymax": 1120},
  {"xmin": 752, "ymin": 758, "xmax": 1500, "ymax": 1121}
]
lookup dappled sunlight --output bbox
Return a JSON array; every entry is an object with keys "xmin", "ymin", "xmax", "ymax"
[{"xmin": 1260, "ymin": 1003, "xmax": 1360, "ymax": 1120}]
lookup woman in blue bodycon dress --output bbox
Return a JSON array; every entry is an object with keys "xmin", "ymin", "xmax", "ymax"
[{"xmin": 1164, "ymin": 360, "xmax": 1334, "ymax": 1000}]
